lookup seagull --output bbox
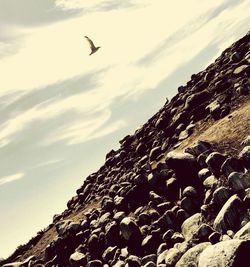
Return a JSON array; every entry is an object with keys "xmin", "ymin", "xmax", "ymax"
[{"xmin": 84, "ymin": 36, "xmax": 101, "ymax": 55}]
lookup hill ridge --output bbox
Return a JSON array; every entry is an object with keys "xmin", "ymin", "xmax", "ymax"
[{"xmin": 1, "ymin": 30, "xmax": 250, "ymax": 267}]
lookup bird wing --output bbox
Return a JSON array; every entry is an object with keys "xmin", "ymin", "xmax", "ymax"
[{"xmin": 84, "ymin": 36, "xmax": 96, "ymax": 51}]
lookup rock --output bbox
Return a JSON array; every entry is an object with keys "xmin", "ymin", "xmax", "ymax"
[
  {"xmin": 198, "ymin": 239, "xmax": 250, "ymax": 267},
  {"xmin": 105, "ymin": 221, "xmax": 121, "ymax": 246},
  {"xmin": 234, "ymin": 221, "xmax": 250, "ymax": 240},
  {"xmin": 205, "ymin": 152, "xmax": 227, "ymax": 176},
  {"xmin": 221, "ymin": 158, "xmax": 245, "ymax": 177},
  {"xmin": 164, "ymin": 248, "xmax": 182, "ymax": 267},
  {"xmin": 239, "ymin": 146, "xmax": 250, "ymax": 167},
  {"xmin": 176, "ymin": 242, "xmax": 210, "ymax": 267},
  {"xmin": 165, "ymin": 152, "xmax": 201, "ymax": 190},
  {"xmin": 212, "ymin": 186, "xmax": 232, "ymax": 209},
  {"xmin": 3, "ymin": 256, "xmax": 36, "ymax": 267},
  {"xmin": 165, "ymin": 177, "xmax": 180, "ymax": 201},
  {"xmin": 87, "ymin": 260, "xmax": 103, "ymax": 267},
  {"xmin": 228, "ymin": 171, "xmax": 250, "ymax": 192},
  {"xmin": 180, "ymin": 196, "xmax": 199, "ymax": 214},
  {"xmin": 181, "ymin": 213, "xmax": 203, "ymax": 241},
  {"xmin": 141, "ymin": 234, "xmax": 160, "ymax": 254},
  {"xmin": 198, "ymin": 168, "xmax": 211, "ymax": 181},
  {"xmin": 208, "ymin": 232, "xmax": 221, "ymax": 244},
  {"xmin": 182, "ymin": 186, "xmax": 198, "ymax": 198},
  {"xmin": 126, "ymin": 255, "xmax": 141, "ymax": 267},
  {"xmin": 203, "ymin": 175, "xmax": 218, "ymax": 189},
  {"xmin": 144, "ymin": 262, "xmax": 156, "ymax": 267},
  {"xmin": 233, "ymin": 64, "xmax": 250, "ymax": 76},
  {"xmin": 141, "ymin": 254, "xmax": 157, "ymax": 265},
  {"xmin": 120, "ymin": 217, "xmax": 142, "ymax": 254},
  {"xmin": 213, "ymin": 194, "xmax": 245, "ymax": 233},
  {"xmin": 184, "ymin": 90, "xmax": 210, "ymax": 110},
  {"xmin": 171, "ymin": 232, "xmax": 185, "ymax": 244},
  {"xmin": 69, "ymin": 251, "xmax": 87, "ymax": 267},
  {"xmin": 102, "ymin": 246, "xmax": 117, "ymax": 263},
  {"xmin": 185, "ymin": 140, "xmax": 212, "ymax": 157},
  {"xmin": 149, "ymin": 146, "xmax": 162, "ymax": 161}
]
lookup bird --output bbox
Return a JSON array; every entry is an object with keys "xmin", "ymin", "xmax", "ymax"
[{"xmin": 84, "ymin": 36, "xmax": 100, "ymax": 55}]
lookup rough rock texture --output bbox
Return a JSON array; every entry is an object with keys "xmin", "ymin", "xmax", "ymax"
[{"xmin": 1, "ymin": 31, "xmax": 250, "ymax": 267}]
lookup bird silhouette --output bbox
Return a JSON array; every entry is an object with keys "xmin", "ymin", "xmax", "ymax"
[{"xmin": 84, "ymin": 36, "xmax": 100, "ymax": 55}]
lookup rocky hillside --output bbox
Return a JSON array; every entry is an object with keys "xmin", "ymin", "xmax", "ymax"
[{"xmin": 1, "ymin": 31, "xmax": 250, "ymax": 267}]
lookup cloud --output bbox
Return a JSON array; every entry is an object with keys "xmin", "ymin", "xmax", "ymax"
[
  {"xmin": 0, "ymin": 0, "xmax": 81, "ymax": 26},
  {"xmin": 0, "ymin": 173, "xmax": 24, "ymax": 186}
]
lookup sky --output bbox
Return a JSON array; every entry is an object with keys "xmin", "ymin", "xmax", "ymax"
[{"xmin": 0, "ymin": 0, "xmax": 250, "ymax": 259}]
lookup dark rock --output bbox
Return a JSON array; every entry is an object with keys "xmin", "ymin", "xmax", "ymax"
[
  {"xmin": 198, "ymin": 168, "xmax": 211, "ymax": 181},
  {"xmin": 208, "ymin": 232, "xmax": 221, "ymax": 244},
  {"xmin": 126, "ymin": 255, "xmax": 141, "ymax": 267},
  {"xmin": 165, "ymin": 177, "xmax": 180, "ymax": 201},
  {"xmin": 239, "ymin": 146, "xmax": 250, "ymax": 167},
  {"xmin": 102, "ymin": 246, "xmax": 117, "ymax": 263},
  {"xmin": 185, "ymin": 140, "xmax": 212, "ymax": 157},
  {"xmin": 205, "ymin": 152, "xmax": 227, "ymax": 176},
  {"xmin": 87, "ymin": 260, "xmax": 103, "ymax": 267},
  {"xmin": 149, "ymin": 146, "xmax": 162, "ymax": 161},
  {"xmin": 120, "ymin": 217, "xmax": 142, "ymax": 254},
  {"xmin": 141, "ymin": 234, "xmax": 160, "ymax": 254},
  {"xmin": 212, "ymin": 186, "xmax": 232, "ymax": 209},
  {"xmin": 198, "ymin": 239, "xmax": 250, "ymax": 267},
  {"xmin": 165, "ymin": 151, "xmax": 201, "ymax": 190},
  {"xmin": 221, "ymin": 158, "xmax": 245, "ymax": 176},
  {"xmin": 228, "ymin": 171, "xmax": 250, "ymax": 192},
  {"xmin": 141, "ymin": 254, "xmax": 157, "ymax": 265},
  {"xmin": 171, "ymin": 232, "xmax": 184, "ymax": 244},
  {"xmin": 105, "ymin": 221, "xmax": 121, "ymax": 246}
]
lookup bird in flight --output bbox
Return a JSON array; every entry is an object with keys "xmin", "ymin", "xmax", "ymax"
[{"xmin": 84, "ymin": 36, "xmax": 101, "ymax": 55}]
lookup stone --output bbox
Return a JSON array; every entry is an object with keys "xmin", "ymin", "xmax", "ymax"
[
  {"xmin": 165, "ymin": 178, "xmax": 180, "ymax": 201},
  {"xmin": 233, "ymin": 64, "xmax": 250, "ymax": 76},
  {"xmin": 180, "ymin": 196, "xmax": 199, "ymax": 214},
  {"xmin": 171, "ymin": 232, "xmax": 184, "ymax": 244},
  {"xmin": 69, "ymin": 251, "xmax": 87, "ymax": 267},
  {"xmin": 239, "ymin": 146, "xmax": 250, "ymax": 167},
  {"xmin": 165, "ymin": 152, "xmax": 201, "ymax": 190},
  {"xmin": 149, "ymin": 146, "xmax": 162, "ymax": 161},
  {"xmin": 198, "ymin": 239, "xmax": 250, "ymax": 267},
  {"xmin": 164, "ymin": 248, "xmax": 182, "ymax": 267},
  {"xmin": 213, "ymin": 194, "xmax": 245, "ymax": 233},
  {"xmin": 205, "ymin": 152, "xmax": 227, "ymax": 176},
  {"xmin": 228, "ymin": 171, "xmax": 250, "ymax": 192},
  {"xmin": 208, "ymin": 232, "xmax": 221, "ymax": 244},
  {"xmin": 176, "ymin": 242, "xmax": 210, "ymax": 267},
  {"xmin": 87, "ymin": 260, "xmax": 103, "ymax": 267},
  {"xmin": 102, "ymin": 246, "xmax": 117, "ymax": 263},
  {"xmin": 198, "ymin": 168, "xmax": 211, "ymax": 181},
  {"xmin": 105, "ymin": 221, "xmax": 121, "ymax": 246},
  {"xmin": 182, "ymin": 186, "xmax": 198, "ymax": 198},
  {"xmin": 141, "ymin": 254, "xmax": 157, "ymax": 265},
  {"xmin": 212, "ymin": 186, "xmax": 232, "ymax": 209},
  {"xmin": 194, "ymin": 224, "xmax": 213, "ymax": 241},
  {"xmin": 126, "ymin": 255, "xmax": 141, "ymax": 267},
  {"xmin": 120, "ymin": 217, "xmax": 142, "ymax": 254},
  {"xmin": 185, "ymin": 140, "xmax": 212, "ymax": 157},
  {"xmin": 234, "ymin": 221, "xmax": 250, "ymax": 240},
  {"xmin": 141, "ymin": 234, "xmax": 160, "ymax": 254},
  {"xmin": 203, "ymin": 175, "xmax": 218, "ymax": 189},
  {"xmin": 221, "ymin": 158, "xmax": 245, "ymax": 176},
  {"xmin": 181, "ymin": 213, "xmax": 203, "ymax": 241}
]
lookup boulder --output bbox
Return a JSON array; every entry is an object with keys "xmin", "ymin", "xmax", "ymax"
[
  {"xmin": 239, "ymin": 146, "xmax": 250, "ymax": 167},
  {"xmin": 234, "ymin": 221, "xmax": 250, "ymax": 240},
  {"xmin": 228, "ymin": 171, "xmax": 250, "ymax": 192},
  {"xmin": 181, "ymin": 213, "xmax": 203, "ymax": 241},
  {"xmin": 69, "ymin": 251, "xmax": 87, "ymax": 267},
  {"xmin": 176, "ymin": 242, "xmax": 211, "ymax": 267},
  {"xmin": 213, "ymin": 194, "xmax": 245, "ymax": 233},
  {"xmin": 205, "ymin": 152, "xmax": 227, "ymax": 176},
  {"xmin": 165, "ymin": 152, "xmax": 201, "ymax": 190},
  {"xmin": 198, "ymin": 239, "xmax": 250, "ymax": 267}
]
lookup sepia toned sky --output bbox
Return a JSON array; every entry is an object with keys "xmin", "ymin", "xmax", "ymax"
[{"xmin": 0, "ymin": 0, "xmax": 250, "ymax": 258}]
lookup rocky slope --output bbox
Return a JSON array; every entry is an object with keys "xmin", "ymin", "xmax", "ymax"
[{"xmin": 1, "ymin": 31, "xmax": 250, "ymax": 267}]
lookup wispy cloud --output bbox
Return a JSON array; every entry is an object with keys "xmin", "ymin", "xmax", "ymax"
[{"xmin": 0, "ymin": 173, "xmax": 24, "ymax": 186}]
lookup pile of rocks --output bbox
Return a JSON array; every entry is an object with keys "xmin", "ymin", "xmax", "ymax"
[{"xmin": 3, "ymin": 31, "xmax": 250, "ymax": 267}]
